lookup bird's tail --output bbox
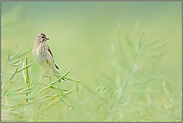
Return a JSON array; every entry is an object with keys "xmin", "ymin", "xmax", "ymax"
[{"xmin": 53, "ymin": 64, "xmax": 65, "ymax": 82}]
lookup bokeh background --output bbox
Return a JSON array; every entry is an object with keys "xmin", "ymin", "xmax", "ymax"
[{"xmin": 1, "ymin": 1, "xmax": 182, "ymax": 122}]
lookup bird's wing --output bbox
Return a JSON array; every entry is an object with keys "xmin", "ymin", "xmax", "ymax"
[
  {"xmin": 54, "ymin": 64, "xmax": 59, "ymax": 70},
  {"xmin": 48, "ymin": 47, "xmax": 53, "ymax": 57},
  {"xmin": 43, "ymin": 44, "xmax": 55, "ymax": 65},
  {"xmin": 43, "ymin": 43, "xmax": 59, "ymax": 70}
]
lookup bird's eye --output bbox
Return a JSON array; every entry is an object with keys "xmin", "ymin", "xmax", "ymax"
[{"xmin": 42, "ymin": 36, "xmax": 44, "ymax": 38}]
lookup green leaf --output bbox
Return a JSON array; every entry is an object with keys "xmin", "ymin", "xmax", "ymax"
[
  {"xmin": 149, "ymin": 66, "xmax": 177, "ymax": 87},
  {"xmin": 9, "ymin": 51, "xmax": 19, "ymax": 61}
]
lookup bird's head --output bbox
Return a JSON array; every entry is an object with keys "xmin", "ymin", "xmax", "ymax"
[{"xmin": 35, "ymin": 33, "xmax": 49, "ymax": 43}]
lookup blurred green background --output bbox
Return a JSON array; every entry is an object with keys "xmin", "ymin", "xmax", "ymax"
[{"xmin": 1, "ymin": 1, "xmax": 182, "ymax": 122}]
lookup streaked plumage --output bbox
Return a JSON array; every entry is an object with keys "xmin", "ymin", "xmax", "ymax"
[{"xmin": 32, "ymin": 33, "xmax": 64, "ymax": 82}]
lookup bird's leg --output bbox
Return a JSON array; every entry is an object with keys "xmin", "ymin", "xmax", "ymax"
[
  {"xmin": 39, "ymin": 69, "xmax": 46, "ymax": 82},
  {"xmin": 40, "ymin": 68, "xmax": 50, "ymax": 82},
  {"xmin": 43, "ymin": 68, "xmax": 51, "ymax": 82},
  {"xmin": 44, "ymin": 74, "xmax": 52, "ymax": 83}
]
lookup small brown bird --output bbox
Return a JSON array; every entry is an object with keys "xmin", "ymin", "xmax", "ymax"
[{"xmin": 32, "ymin": 33, "xmax": 64, "ymax": 82}]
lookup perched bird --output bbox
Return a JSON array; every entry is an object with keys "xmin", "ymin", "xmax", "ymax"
[{"xmin": 32, "ymin": 33, "xmax": 64, "ymax": 82}]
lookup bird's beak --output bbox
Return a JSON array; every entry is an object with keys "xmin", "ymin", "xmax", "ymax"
[{"xmin": 45, "ymin": 37, "xmax": 49, "ymax": 40}]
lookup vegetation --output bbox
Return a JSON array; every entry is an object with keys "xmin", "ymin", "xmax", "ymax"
[{"xmin": 1, "ymin": 1, "xmax": 181, "ymax": 122}]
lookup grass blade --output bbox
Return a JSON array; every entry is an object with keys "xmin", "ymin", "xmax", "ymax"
[
  {"xmin": 163, "ymin": 80, "xmax": 173, "ymax": 102},
  {"xmin": 8, "ymin": 51, "xmax": 19, "ymax": 61},
  {"xmin": 149, "ymin": 66, "xmax": 177, "ymax": 87},
  {"xmin": 17, "ymin": 63, "xmax": 32, "ymax": 72},
  {"xmin": 39, "ymin": 96, "xmax": 60, "ymax": 112}
]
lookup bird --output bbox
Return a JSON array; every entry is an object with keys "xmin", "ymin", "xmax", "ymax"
[{"xmin": 32, "ymin": 33, "xmax": 65, "ymax": 82}]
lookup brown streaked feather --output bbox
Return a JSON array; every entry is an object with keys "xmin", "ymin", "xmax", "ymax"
[
  {"xmin": 40, "ymin": 33, "xmax": 46, "ymax": 37},
  {"xmin": 55, "ymin": 64, "xmax": 59, "ymax": 70},
  {"xmin": 47, "ymin": 47, "xmax": 53, "ymax": 58}
]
